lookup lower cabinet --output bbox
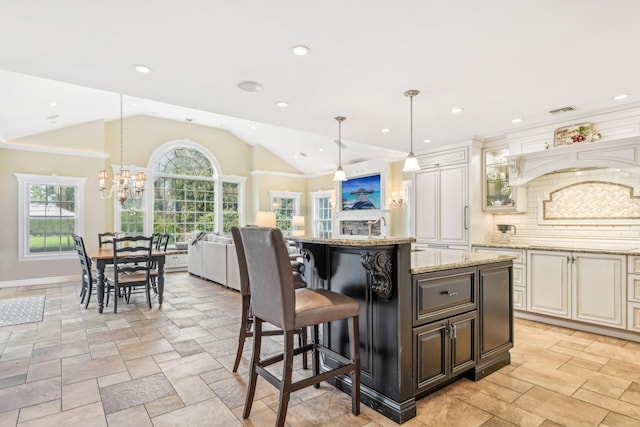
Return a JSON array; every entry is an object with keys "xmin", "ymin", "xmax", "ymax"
[
  {"xmin": 528, "ymin": 250, "xmax": 626, "ymax": 329},
  {"xmin": 165, "ymin": 252, "xmax": 188, "ymax": 271},
  {"xmin": 412, "ymin": 261, "xmax": 512, "ymax": 394},
  {"xmin": 414, "ymin": 311, "xmax": 477, "ymax": 393}
]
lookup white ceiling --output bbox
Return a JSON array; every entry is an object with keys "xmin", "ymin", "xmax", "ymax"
[{"xmin": 1, "ymin": 0, "xmax": 640, "ymax": 175}]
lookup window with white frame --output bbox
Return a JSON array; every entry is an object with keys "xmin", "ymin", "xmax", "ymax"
[
  {"xmin": 16, "ymin": 174, "xmax": 85, "ymax": 261},
  {"xmin": 153, "ymin": 147, "xmax": 217, "ymax": 244},
  {"xmin": 310, "ymin": 190, "xmax": 335, "ymax": 237},
  {"xmin": 270, "ymin": 191, "xmax": 301, "ymax": 234},
  {"xmin": 144, "ymin": 142, "xmax": 246, "ymax": 244}
]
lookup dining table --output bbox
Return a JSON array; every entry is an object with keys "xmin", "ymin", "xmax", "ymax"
[{"xmin": 86, "ymin": 246, "xmax": 167, "ymax": 313}]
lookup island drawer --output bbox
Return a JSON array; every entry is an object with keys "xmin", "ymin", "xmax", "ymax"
[{"xmin": 413, "ymin": 267, "xmax": 477, "ymax": 326}]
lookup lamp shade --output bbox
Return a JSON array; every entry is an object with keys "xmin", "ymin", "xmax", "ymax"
[
  {"xmin": 292, "ymin": 215, "xmax": 305, "ymax": 227},
  {"xmin": 255, "ymin": 211, "xmax": 276, "ymax": 227}
]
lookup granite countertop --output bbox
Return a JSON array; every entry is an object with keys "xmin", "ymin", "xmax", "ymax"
[
  {"xmin": 472, "ymin": 242, "xmax": 640, "ymax": 256},
  {"xmin": 411, "ymin": 249, "xmax": 515, "ymax": 274},
  {"xmin": 290, "ymin": 235, "xmax": 415, "ymax": 247}
]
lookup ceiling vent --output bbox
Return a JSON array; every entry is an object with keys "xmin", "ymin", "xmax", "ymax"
[{"xmin": 548, "ymin": 106, "xmax": 575, "ymax": 114}]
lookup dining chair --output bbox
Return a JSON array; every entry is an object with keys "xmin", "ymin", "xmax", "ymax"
[
  {"xmin": 230, "ymin": 227, "xmax": 308, "ymax": 373},
  {"xmin": 104, "ymin": 235, "xmax": 154, "ymax": 313},
  {"xmin": 150, "ymin": 233, "xmax": 170, "ymax": 294},
  {"xmin": 239, "ymin": 226, "xmax": 360, "ymax": 426},
  {"xmin": 98, "ymin": 232, "xmax": 116, "ymax": 247},
  {"xmin": 73, "ymin": 234, "xmax": 95, "ymax": 309}
]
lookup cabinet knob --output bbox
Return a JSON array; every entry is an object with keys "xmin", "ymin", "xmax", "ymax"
[{"xmin": 441, "ymin": 291, "xmax": 458, "ymax": 297}]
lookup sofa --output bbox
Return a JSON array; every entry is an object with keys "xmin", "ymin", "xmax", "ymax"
[{"xmin": 188, "ymin": 234, "xmax": 240, "ymax": 291}]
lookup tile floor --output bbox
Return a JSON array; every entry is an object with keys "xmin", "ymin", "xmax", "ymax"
[{"xmin": 0, "ymin": 273, "xmax": 639, "ymax": 426}]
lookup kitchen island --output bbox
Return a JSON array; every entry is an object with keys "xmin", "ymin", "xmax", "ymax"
[{"xmin": 292, "ymin": 236, "xmax": 515, "ymax": 423}]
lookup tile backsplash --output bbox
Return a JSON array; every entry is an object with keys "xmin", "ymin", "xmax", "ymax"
[{"xmin": 491, "ymin": 167, "xmax": 640, "ymax": 249}]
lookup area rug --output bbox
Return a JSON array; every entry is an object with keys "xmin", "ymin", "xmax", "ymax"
[{"xmin": 0, "ymin": 295, "xmax": 46, "ymax": 327}]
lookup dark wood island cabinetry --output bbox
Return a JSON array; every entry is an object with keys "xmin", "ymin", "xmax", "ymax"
[{"xmin": 292, "ymin": 236, "xmax": 514, "ymax": 423}]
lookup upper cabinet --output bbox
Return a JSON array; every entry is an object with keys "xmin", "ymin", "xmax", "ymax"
[{"xmin": 483, "ymin": 147, "xmax": 526, "ymax": 213}]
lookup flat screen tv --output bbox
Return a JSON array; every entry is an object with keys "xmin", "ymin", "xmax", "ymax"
[{"xmin": 341, "ymin": 174, "xmax": 381, "ymax": 210}]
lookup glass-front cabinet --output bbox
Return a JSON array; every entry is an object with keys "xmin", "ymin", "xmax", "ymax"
[{"xmin": 483, "ymin": 147, "xmax": 526, "ymax": 212}]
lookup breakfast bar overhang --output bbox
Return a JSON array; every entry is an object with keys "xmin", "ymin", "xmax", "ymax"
[{"xmin": 292, "ymin": 236, "xmax": 515, "ymax": 423}]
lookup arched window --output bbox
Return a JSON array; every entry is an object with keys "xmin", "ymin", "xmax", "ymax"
[{"xmin": 153, "ymin": 146, "xmax": 217, "ymax": 244}]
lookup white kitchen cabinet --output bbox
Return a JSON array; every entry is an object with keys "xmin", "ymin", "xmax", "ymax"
[
  {"xmin": 414, "ymin": 164, "xmax": 468, "ymax": 248},
  {"xmin": 482, "ymin": 147, "xmax": 527, "ymax": 212},
  {"xmin": 528, "ymin": 250, "xmax": 626, "ymax": 328},
  {"xmin": 573, "ymin": 253, "xmax": 625, "ymax": 328},
  {"xmin": 626, "ymin": 256, "xmax": 640, "ymax": 332},
  {"xmin": 165, "ymin": 252, "xmax": 188, "ymax": 271},
  {"xmin": 527, "ymin": 250, "xmax": 571, "ymax": 318}
]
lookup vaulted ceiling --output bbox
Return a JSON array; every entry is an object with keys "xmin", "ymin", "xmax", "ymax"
[{"xmin": 1, "ymin": 1, "xmax": 639, "ymax": 175}]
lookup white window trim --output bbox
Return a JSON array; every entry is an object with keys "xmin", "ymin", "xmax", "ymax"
[
  {"xmin": 222, "ymin": 175, "xmax": 247, "ymax": 227},
  {"xmin": 309, "ymin": 189, "xmax": 335, "ymax": 237},
  {"xmin": 111, "ymin": 164, "xmax": 150, "ymax": 234},
  {"xmin": 146, "ymin": 140, "xmax": 221, "ymax": 234},
  {"xmin": 15, "ymin": 173, "xmax": 86, "ymax": 262},
  {"xmin": 270, "ymin": 190, "xmax": 302, "ymax": 215}
]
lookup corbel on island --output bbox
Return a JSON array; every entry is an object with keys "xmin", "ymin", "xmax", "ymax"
[{"xmin": 290, "ymin": 236, "xmax": 515, "ymax": 423}]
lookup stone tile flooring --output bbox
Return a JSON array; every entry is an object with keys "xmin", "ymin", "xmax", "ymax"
[{"xmin": 0, "ymin": 273, "xmax": 639, "ymax": 426}]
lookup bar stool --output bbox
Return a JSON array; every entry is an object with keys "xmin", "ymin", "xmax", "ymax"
[
  {"xmin": 230, "ymin": 226, "xmax": 307, "ymax": 373},
  {"xmin": 239, "ymin": 226, "xmax": 360, "ymax": 427}
]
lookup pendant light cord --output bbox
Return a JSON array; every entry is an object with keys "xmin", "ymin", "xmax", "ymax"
[
  {"xmin": 338, "ymin": 119, "xmax": 342, "ymax": 166},
  {"xmin": 409, "ymin": 93, "xmax": 413, "ymax": 154},
  {"xmin": 120, "ymin": 94, "xmax": 124, "ymax": 173}
]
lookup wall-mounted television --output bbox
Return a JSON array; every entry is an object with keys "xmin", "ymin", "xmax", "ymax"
[{"xmin": 341, "ymin": 174, "xmax": 381, "ymax": 210}]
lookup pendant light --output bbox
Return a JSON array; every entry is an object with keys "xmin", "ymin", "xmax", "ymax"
[
  {"xmin": 333, "ymin": 116, "xmax": 347, "ymax": 181},
  {"xmin": 402, "ymin": 89, "xmax": 421, "ymax": 172},
  {"xmin": 97, "ymin": 94, "xmax": 146, "ymax": 206}
]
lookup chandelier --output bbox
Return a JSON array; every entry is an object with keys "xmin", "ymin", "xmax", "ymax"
[{"xmin": 98, "ymin": 94, "xmax": 146, "ymax": 206}]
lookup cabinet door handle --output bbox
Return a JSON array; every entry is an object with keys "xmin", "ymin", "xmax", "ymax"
[
  {"xmin": 441, "ymin": 291, "xmax": 458, "ymax": 297},
  {"xmin": 566, "ymin": 256, "xmax": 571, "ymax": 263},
  {"xmin": 572, "ymin": 256, "xmax": 576, "ymax": 264},
  {"xmin": 451, "ymin": 324, "xmax": 457, "ymax": 339},
  {"xmin": 464, "ymin": 205, "xmax": 469, "ymax": 230}
]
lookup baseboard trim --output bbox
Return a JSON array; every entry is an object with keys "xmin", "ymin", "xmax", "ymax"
[
  {"xmin": 0, "ymin": 275, "xmax": 80, "ymax": 288},
  {"xmin": 515, "ymin": 310, "xmax": 640, "ymax": 343}
]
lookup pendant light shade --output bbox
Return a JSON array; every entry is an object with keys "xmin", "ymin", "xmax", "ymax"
[
  {"xmin": 333, "ymin": 116, "xmax": 347, "ymax": 182},
  {"xmin": 402, "ymin": 89, "xmax": 421, "ymax": 172}
]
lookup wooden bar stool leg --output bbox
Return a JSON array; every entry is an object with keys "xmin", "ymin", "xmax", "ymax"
[
  {"xmin": 233, "ymin": 295, "xmax": 251, "ymax": 372},
  {"xmin": 349, "ymin": 316, "xmax": 360, "ymax": 415},
  {"xmin": 312, "ymin": 324, "xmax": 320, "ymax": 388},
  {"xmin": 276, "ymin": 330, "xmax": 295, "ymax": 427},
  {"xmin": 243, "ymin": 318, "xmax": 262, "ymax": 419}
]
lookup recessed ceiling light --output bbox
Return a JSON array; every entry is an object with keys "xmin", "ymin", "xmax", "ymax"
[
  {"xmin": 511, "ymin": 118, "xmax": 523, "ymax": 123},
  {"xmin": 250, "ymin": 126, "xmax": 256, "ymax": 130},
  {"xmin": 381, "ymin": 128, "xmax": 391, "ymax": 133},
  {"xmin": 237, "ymin": 80, "xmax": 264, "ymax": 92},
  {"xmin": 319, "ymin": 148, "xmax": 324, "ymax": 152},
  {"xmin": 291, "ymin": 45, "xmax": 310, "ymax": 56},
  {"xmin": 276, "ymin": 101, "xmax": 289, "ymax": 107},
  {"xmin": 451, "ymin": 107, "xmax": 464, "ymax": 114},
  {"xmin": 133, "ymin": 64, "xmax": 152, "ymax": 73},
  {"xmin": 49, "ymin": 102, "xmax": 57, "ymax": 108},
  {"xmin": 423, "ymin": 139, "xmax": 431, "ymax": 143},
  {"xmin": 613, "ymin": 94, "xmax": 629, "ymax": 100}
]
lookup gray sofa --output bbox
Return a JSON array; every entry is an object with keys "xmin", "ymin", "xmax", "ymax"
[{"xmin": 188, "ymin": 234, "xmax": 240, "ymax": 291}]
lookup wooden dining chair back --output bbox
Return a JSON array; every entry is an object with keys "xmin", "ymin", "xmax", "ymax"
[
  {"xmin": 105, "ymin": 235, "xmax": 154, "ymax": 313},
  {"xmin": 98, "ymin": 232, "xmax": 116, "ymax": 247},
  {"xmin": 149, "ymin": 233, "xmax": 170, "ymax": 294},
  {"xmin": 239, "ymin": 226, "xmax": 360, "ymax": 427},
  {"xmin": 73, "ymin": 234, "xmax": 95, "ymax": 309},
  {"xmin": 231, "ymin": 226, "xmax": 308, "ymax": 373}
]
